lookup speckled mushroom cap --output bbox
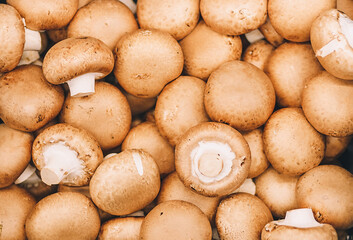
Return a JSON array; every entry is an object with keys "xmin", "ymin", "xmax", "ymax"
[
  {"xmin": 89, "ymin": 149, "xmax": 160, "ymax": 216},
  {"xmin": 296, "ymin": 165, "xmax": 353, "ymax": 230},
  {"xmin": 140, "ymin": 200, "xmax": 212, "ymax": 240},
  {"xmin": 67, "ymin": 0, "xmax": 138, "ymax": 50},
  {"xmin": 179, "ymin": 20, "xmax": 242, "ymax": 80},
  {"xmin": 114, "ymin": 29, "xmax": 184, "ymax": 98},
  {"xmin": 200, "ymin": 0, "xmax": 267, "ymax": 36},
  {"xmin": 25, "ymin": 192, "xmax": 100, "ymax": 240},
  {"xmin": 243, "ymin": 39, "xmax": 274, "ymax": 71},
  {"xmin": 268, "ymin": 0, "xmax": 335, "ymax": 42},
  {"xmin": 259, "ymin": 18, "xmax": 284, "ymax": 47},
  {"xmin": 0, "ymin": 185, "xmax": 36, "ymax": 240},
  {"xmin": 0, "ymin": 65, "xmax": 64, "ymax": 132},
  {"xmin": 301, "ymin": 71, "xmax": 353, "ymax": 137},
  {"xmin": 216, "ymin": 193, "xmax": 273, "ymax": 240},
  {"xmin": 154, "ymin": 76, "xmax": 209, "ymax": 146},
  {"xmin": 263, "ymin": 108, "xmax": 325, "ymax": 176},
  {"xmin": 98, "ymin": 217, "xmax": 144, "ymax": 240},
  {"xmin": 175, "ymin": 122, "xmax": 251, "ymax": 197},
  {"xmin": 204, "ymin": 60, "xmax": 275, "ymax": 131},
  {"xmin": 0, "ymin": 4, "xmax": 25, "ymax": 73},
  {"xmin": 32, "ymin": 123, "xmax": 103, "ymax": 186},
  {"xmin": 7, "ymin": 0, "xmax": 78, "ymax": 31},
  {"xmin": 310, "ymin": 9, "xmax": 353, "ymax": 80},
  {"xmin": 0, "ymin": 124, "xmax": 33, "ymax": 188}
]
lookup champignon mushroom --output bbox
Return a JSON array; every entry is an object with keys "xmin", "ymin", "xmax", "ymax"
[
  {"xmin": 98, "ymin": 217, "xmax": 144, "ymax": 240},
  {"xmin": 243, "ymin": 40, "xmax": 274, "ymax": 71},
  {"xmin": 259, "ymin": 18, "xmax": 284, "ymax": 47},
  {"xmin": 122, "ymin": 90, "xmax": 156, "ymax": 116},
  {"xmin": 324, "ymin": 135, "xmax": 353, "ymax": 162}
]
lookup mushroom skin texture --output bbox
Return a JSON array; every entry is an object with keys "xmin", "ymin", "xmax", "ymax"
[
  {"xmin": 122, "ymin": 91, "xmax": 156, "ymax": 116},
  {"xmin": 175, "ymin": 122, "xmax": 251, "ymax": 197},
  {"xmin": 310, "ymin": 9, "xmax": 353, "ymax": 80},
  {"xmin": 324, "ymin": 135, "xmax": 353, "ymax": 161},
  {"xmin": 140, "ymin": 200, "xmax": 212, "ymax": 240},
  {"xmin": 89, "ymin": 149, "xmax": 160, "ymax": 216},
  {"xmin": 7, "ymin": 0, "xmax": 79, "ymax": 31},
  {"xmin": 32, "ymin": 123, "xmax": 103, "ymax": 186},
  {"xmin": 204, "ymin": 60, "xmax": 276, "ymax": 131},
  {"xmin": 259, "ymin": 18, "xmax": 284, "ymax": 47},
  {"xmin": 215, "ymin": 193, "xmax": 273, "ymax": 240},
  {"xmin": 0, "ymin": 65, "xmax": 64, "ymax": 132},
  {"xmin": 301, "ymin": 71, "xmax": 353, "ymax": 137},
  {"xmin": 0, "ymin": 124, "xmax": 33, "ymax": 188},
  {"xmin": 243, "ymin": 40, "xmax": 274, "ymax": 71},
  {"xmin": 25, "ymin": 192, "xmax": 100, "ymax": 240},
  {"xmin": 337, "ymin": 0, "xmax": 353, "ymax": 19},
  {"xmin": 268, "ymin": 0, "xmax": 335, "ymax": 42},
  {"xmin": 98, "ymin": 217, "xmax": 144, "ymax": 240},
  {"xmin": 200, "ymin": 0, "xmax": 267, "ymax": 36},
  {"xmin": 296, "ymin": 165, "xmax": 353, "ymax": 230}
]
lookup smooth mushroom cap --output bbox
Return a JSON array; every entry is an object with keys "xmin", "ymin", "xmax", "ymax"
[
  {"xmin": 123, "ymin": 91, "xmax": 156, "ymax": 116},
  {"xmin": 324, "ymin": 135, "xmax": 353, "ymax": 161},
  {"xmin": 0, "ymin": 65, "xmax": 64, "ymax": 132},
  {"xmin": 7, "ymin": 0, "xmax": 79, "ymax": 31},
  {"xmin": 140, "ymin": 200, "xmax": 212, "ymax": 240},
  {"xmin": 243, "ymin": 39, "xmax": 274, "ymax": 71},
  {"xmin": 25, "ymin": 192, "xmax": 100, "ymax": 240},
  {"xmin": 98, "ymin": 217, "xmax": 144, "ymax": 240},
  {"xmin": 259, "ymin": 18, "xmax": 284, "ymax": 47}
]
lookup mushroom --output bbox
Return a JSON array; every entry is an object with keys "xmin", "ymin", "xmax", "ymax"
[
  {"xmin": 42, "ymin": 37, "xmax": 114, "ymax": 97},
  {"xmin": 25, "ymin": 192, "xmax": 101, "ymax": 240},
  {"xmin": 114, "ymin": 29, "xmax": 184, "ymax": 98},
  {"xmin": 139, "ymin": 200, "xmax": 212, "ymax": 240},
  {"xmin": 137, "ymin": 0, "xmax": 200, "ymax": 40},
  {"xmin": 263, "ymin": 108, "xmax": 325, "ymax": 176},
  {"xmin": 296, "ymin": 165, "xmax": 353, "ymax": 230},
  {"xmin": 324, "ymin": 135, "xmax": 353, "ymax": 162},
  {"xmin": 215, "ymin": 193, "xmax": 273, "ymax": 240},
  {"xmin": 259, "ymin": 17, "xmax": 284, "ymax": 47},
  {"xmin": 244, "ymin": 29, "xmax": 265, "ymax": 44},
  {"xmin": 89, "ymin": 149, "xmax": 160, "ymax": 216},
  {"xmin": 98, "ymin": 217, "xmax": 144, "ymax": 240},
  {"xmin": 32, "ymin": 123, "xmax": 103, "ymax": 186},
  {"xmin": 154, "ymin": 76, "xmax": 209, "ymax": 146},
  {"xmin": 179, "ymin": 20, "xmax": 242, "ymax": 80},
  {"xmin": 0, "ymin": 65, "xmax": 64, "ymax": 132},
  {"xmin": 231, "ymin": 178, "xmax": 257, "ymax": 195},
  {"xmin": 262, "ymin": 208, "xmax": 338, "ymax": 240},
  {"xmin": 122, "ymin": 90, "xmax": 156, "ymax": 116},
  {"xmin": 337, "ymin": 0, "xmax": 353, "ymax": 19},
  {"xmin": 0, "ymin": 185, "xmax": 36, "ymax": 240},
  {"xmin": 243, "ymin": 39, "xmax": 274, "ymax": 71},
  {"xmin": 204, "ymin": 60, "xmax": 276, "ymax": 131},
  {"xmin": 175, "ymin": 122, "xmax": 251, "ymax": 197}
]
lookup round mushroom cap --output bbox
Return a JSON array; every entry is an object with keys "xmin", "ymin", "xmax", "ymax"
[
  {"xmin": 46, "ymin": 27, "xmax": 68, "ymax": 43},
  {"xmin": 7, "ymin": 0, "xmax": 79, "ymax": 31},
  {"xmin": 263, "ymin": 108, "xmax": 325, "ymax": 176},
  {"xmin": 0, "ymin": 4, "xmax": 25, "ymax": 73},
  {"xmin": 123, "ymin": 91, "xmax": 156, "ymax": 116},
  {"xmin": 114, "ymin": 29, "xmax": 184, "ymax": 98},
  {"xmin": 0, "ymin": 124, "xmax": 33, "ymax": 188},
  {"xmin": 25, "ymin": 192, "xmax": 100, "ymax": 240},
  {"xmin": 179, "ymin": 20, "xmax": 242, "ymax": 80},
  {"xmin": 175, "ymin": 122, "xmax": 251, "ymax": 197},
  {"xmin": 89, "ymin": 149, "xmax": 160, "ymax": 216},
  {"xmin": 200, "ymin": 0, "xmax": 267, "ymax": 36},
  {"xmin": 67, "ymin": 0, "xmax": 138, "ymax": 50},
  {"xmin": 137, "ymin": 0, "xmax": 200, "ymax": 40},
  {"xmin": 268, "ymin": 0, "xmax": 335, "ymax": 42},
  {"xmin": 140, "ymin": 200, "xmax": 212, "ymax": 240},
  {"xmin": 154, "ymin": 76, "xmax": 209, "ymax": 146},
  {"xmin": 296, "ymin": 165, "xmax": 353, "ymax": 230},
  {"xmin": 98, "ymin": 217, "xmax": 144, "ymax": 240},
  {"xmin": 301, "ymin": 71, "xmax": 353, "ymax": 137},
  {"xmin": 0, "ymin": 185, "xmax": 36, "ymax": 240},
  {"xmin": 0, "ymin": 65, "xmax": 64, "ymax": 132},
  {"xmin": 204, "ymin": 60, "xmax": 276, "ymax": 131},
  {"xmin": 243, "ymin": 39, "xmax": 274, "ymax": 71},
  {"xmin": 259, "ymin": 18, "xmax": 284, "ymax": 47},
  {"xmin": 216, "ymin": 193, "xmax": 273, "ymax": 240},
  {"xmin": 43, "ymin": 37, "xmax": 114, "ymax": 85},
  {"xmin": 324, "ymin": 135, "xmax": 353, "ymax": 161}
]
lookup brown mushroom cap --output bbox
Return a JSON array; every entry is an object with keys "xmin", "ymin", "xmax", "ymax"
[
  {"xmin": 89, "ymin": 149, "xmax": 160, "ymax": 216},
  {"xmin": 25, "ymin": 192, "xmax": 100, "ymax": 240},
  {"xmin": 216, "ymin": 193, "xmax": 273, "ymax": 240},
  {"xmin": 301, "ymin": 71, "xmax": 353, "ymax": 137},
  {"xmin": 179, "ymin": 20, "xmax": 242, "ymax": 80},
  {"xmin": 98, "ymin": 217, "xmax": 144, "ymax": 240},
  {"xmin": 0, "ymin": 65, "xmax": 64, "ymax": 132},
  {"xmin": 243, "ymin": 40, "xmax": 274, "ymax": 73},
  {"xmin": 296, "ymin": 165, "xmax": 353, "ymax": 230},
  {"xmin": 0, "ymin": 4, "xmax": 25, "ymax": 73},
  {"xmin": 7, "ymin": 0, "xmax": 79, "ymax": 31},
  {"xmin": 0, "ymin": 185, "xmax": 36, "ymax": 240},
  {"xmin": 324, "ymin": 135, "xmax": 353, "ymax": 161},
  {"xmin": 140, "ymin": 200, "xmax": 212, "ymax": 240},
  {"xmin": 200, "ymin": 0, "xmax": 267, "ymax": 36},
  {"xmin": 263, "ymin": 108, "xmax": 325, "ymax": 176},
  {"xmin": 204, "ymin": 60, "xmax": 275, "ymax": 131},
  {"xmin": 123, "ymin": 90, "xmax": 156, "ymax": 116},
  {"xmin": 338, "ymin": 0, "xmax": 353, "ymax": 19},
  {"xmin": 259, "ymin": 18, "xmax": 284, "ymax": 47},
  {"xmin": 175, "ymin": 122, "xmax": 251, "ymax": 197},
  {"xmin": 268, "ymin": 0, "xmax": 335, "ymax": 42},
  {"xmin": 46, "ymin": 27, "xmax": 68, "ymax": 43},
  {"xmin": 154, "ymin": 76, "xmax": 209, "ymax": 146}
]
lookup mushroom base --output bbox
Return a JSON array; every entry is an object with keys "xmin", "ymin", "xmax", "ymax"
[{"xmin": 66, "ymin": 72, "xmax": 103, "ymax": 97}]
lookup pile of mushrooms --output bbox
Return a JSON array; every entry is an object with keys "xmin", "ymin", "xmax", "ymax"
[{"xmin": 0, "ymin": 0, "xmax": 353, "ymax": 239}]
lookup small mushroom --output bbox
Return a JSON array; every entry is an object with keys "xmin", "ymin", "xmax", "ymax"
[
  {"xmin": 324, "ymin": 135, "xmax": 353, "ymax": 162},
  {"xmin": 98, "ymin": 217, "xmax": 144, "ymax": 240},
  {"xmin": 243, "ymin": 39, "xmax": 274, "ymax": 71},
  {"xmin": 122, "ymin": 90, "xmax": 156, "ymax": 116},
  {"xmin": 259, "ymin": 17, "xmax": 284, "ymax": 47}
]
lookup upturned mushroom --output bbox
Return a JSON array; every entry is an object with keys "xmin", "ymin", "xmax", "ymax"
[
  {"xmin": 98, "ymin": 217, "xmax": 144, "ymax": 240},
  {"xmin": 243, "ymin": 40, "xmax": 274, "ymax": 71}
]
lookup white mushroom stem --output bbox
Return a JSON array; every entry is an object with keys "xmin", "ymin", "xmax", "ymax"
[
  {"xmin": 15, "ymin": 164, "xmax": 37, "ymax": 184},
  {"xmin": 277, "ymin": 208, "xmax": 323, "ymax": 228},
  {"xmin": 232, "ymin": 178, "xmax": 256, "ymax": 195},
  {"xmin": 132, "ymin": 152, "xmax": 144, "ymax": 176},
  {"xmin": 103, "ymin": 153, "xmax": 118, "ymax": 161},
  {"xmin": 22, "ymin": 19, "xmax": 42, "ymax": 51},
  {"xmin": 66, "ymin": 72, "xmax": 103, "ymax": 97},
  {"xmin": 119, "ymin": 0, "xmax": 137, "ymax": 14},
  {"xmin": 18, "ymin": 51, "xmax": 40, "ymax": 66},
  {"xmin": 41, "ymin": 141, "xmax": 84, "ymax": 186},
  {"xmin": 245, "ymin": 29, "xmax": 265, "ymax": 44},
  {"xmin": 339, "ymin": 13, "xmax": 353, "ymax": 48}
]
